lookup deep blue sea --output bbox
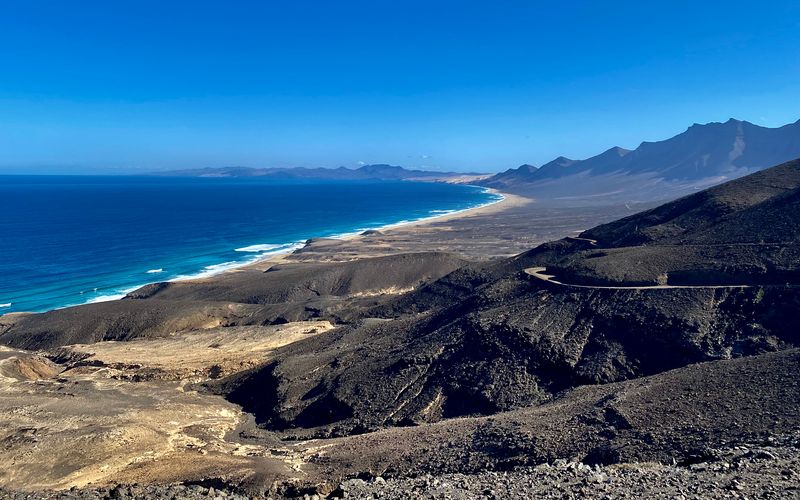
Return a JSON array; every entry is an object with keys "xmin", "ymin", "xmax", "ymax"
[{"xmin": 0, "ymin": 176, "xmax": 499, "ymax": 313}]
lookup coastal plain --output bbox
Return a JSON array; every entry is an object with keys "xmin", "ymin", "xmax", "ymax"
[{"xmin": 1, "ymin": 161, "xmax": 800, "ymax": 498}]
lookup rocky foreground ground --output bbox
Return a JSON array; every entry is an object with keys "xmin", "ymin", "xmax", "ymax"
[
  {"xmin": 2, "ymin": 431, "xmax": 798, "ymax": 499},
  {"xmin": 335, "ymin": 435, "xmax": 800, "ymax": 500}
]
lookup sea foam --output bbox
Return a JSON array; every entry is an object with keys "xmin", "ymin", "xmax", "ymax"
[
  {"xmin": 86, "ymin": 286, "xmax": 141, "ymax": 304},
  {"xmin": 173, "ymin": 241, "xmax": 307, "ymax": 281},
  {"xmin": 2, "ymin": 179, "xmax": 500, "ymax": 313},
  {"xmin": 235, "ymin": 243, "xmax": 282, "ymax": 252}
]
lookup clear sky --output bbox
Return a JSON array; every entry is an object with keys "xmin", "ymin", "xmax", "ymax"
[{"xmin": 1, "ymin": 1, "xmax": 798, "ymax": 173}]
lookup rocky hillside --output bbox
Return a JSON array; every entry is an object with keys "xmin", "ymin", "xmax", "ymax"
[
  {"xmin": 530, "ymin": 159, "xmax": 800, "ymax": 286},
  {"xmin": 0, "ymin": 253, "xmax": 467, "ymax": 350},
  {"xmin": 211, "ymin": 159, "xmax": 800, "ymax": 437}
]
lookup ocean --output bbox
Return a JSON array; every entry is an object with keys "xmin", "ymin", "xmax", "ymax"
[{"xmin": 0, "ymin": 176, "xmax": 500, "ymax": 313}]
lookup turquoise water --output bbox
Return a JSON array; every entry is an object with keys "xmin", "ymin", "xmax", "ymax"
[{"xmin": 0, "ymin": 176, "xmax": 500, "ymax": 313}]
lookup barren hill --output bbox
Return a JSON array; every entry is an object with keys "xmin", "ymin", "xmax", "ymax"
[{"xmin": 211, "ymin": 159, "xmax": 800, "ymax": 437}]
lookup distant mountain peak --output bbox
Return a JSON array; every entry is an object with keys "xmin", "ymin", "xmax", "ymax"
[
  {"xmin": 480, "ymin": 118, "xmax": 800, "ymax": 197},
  {"xmin": 358, "ymin": 163, "xmax": 403, "ymax": 171},
  {"xmin": 606, "ymin": 146, "xmax": 631, "ymax": 156},
  {"xmin": 542, "ymin": 156, "xmax": 577, "ymax": 168},
  {"xmin": 688, "ymin": 118, "xmax": 749, "ymax": 130}
]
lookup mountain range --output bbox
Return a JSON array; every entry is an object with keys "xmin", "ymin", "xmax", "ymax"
[
  {"xmin": 481, "ymin": 118, "xmax": 800, "ymax": 203},
  {"xmin": 154, "ymin": 119, "xmax": 800, "ymax": 207},
  {"xmin": 153, "ymin": 164, "xmax": 476, "ymax": 182}
]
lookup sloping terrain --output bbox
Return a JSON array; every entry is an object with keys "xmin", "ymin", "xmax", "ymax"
[
  {"xmin": 309, "ymin": 349, "xmax": 800, "ymax": 477},
  {"xmin": 1, "ymin": 159, "xmax": 800, "ymax": 497},
  {"xmin": 0, "ymin": 329, "xmax": 321, "ymax": 494},
  {"xmin": 0, "ymin": 300, "xmax": 262, "ymax": 350},
  {"xmin": 582, "ymin": 158, "xmax": 800, "ymax": 246},
  {"xmin": 0, "ymin": 343, "xmax": 797, "ymax": 497},
  {"xmin": 131, "ymin": 252, "xmax": 466, "ymax": 303},
  {"xmin": 533, "ymin": 158, "xmax": 800, "ymax": 286},
  {"xmin": 481, "ymin": 119, "xmax": 800, "ymax": 203},
  {"xmin": 212, "ymin": 159, "xmax": 800, "ymax": 437},
  {"xmin": 217, "ymin": 278, "xmax": 799, "ymax": 436},
  {"xmin": 0, "ymin": 253, "xmax": 466, "ymax": 350}
]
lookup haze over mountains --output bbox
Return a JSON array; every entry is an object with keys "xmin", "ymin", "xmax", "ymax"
[
  {"xmin": 482, "ymin": 118, "xmax": 800, "ymax": 203},
  {"xmin": 155, "ymin": 164, "xmax": 476, "ymax": 181},
  {"xmin": 156, "ymin": 119, "xmax": 800, "ymax": 208}
]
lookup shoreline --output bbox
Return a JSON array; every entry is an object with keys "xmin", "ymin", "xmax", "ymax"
[
  {"xmin": 2, "ymin": 186, "xmax": 521, "ymax": 314},
  {"xmin": 169, "ymin": 186, "xmax": 516, "ymax": 278},
  {"xmin": 110, "ymin": 186, "xmax": 521, "ymax": 290},
  {"xmin": 187, "ymin": 186, "xmax": 524, "ymax": 275}
]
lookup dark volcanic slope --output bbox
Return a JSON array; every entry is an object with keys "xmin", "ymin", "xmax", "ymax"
[
  {"xmin": 132, "ymin": 252, "xmax": 466, "ymax": 304},
  {"xmin": 0, "ymin": 253, "xmax": 466, "ymax": 350},
  {"xmin": 0, "ymin": 300, "xmax": 262, "ymax": 350},
  {"xmin": 315, "ymin": 349, "xmax": 800, "ymax": 477},
  {"xmin": 583, "ymin": 158, "xmax": 800, "ymax": 246},
  {"xmin": 541, "ymin": 159, "xmax": 800, "ymax": 286},
  {"xmin": 213, "ymin": 159, "xmax": 800, "ymax": 437}
]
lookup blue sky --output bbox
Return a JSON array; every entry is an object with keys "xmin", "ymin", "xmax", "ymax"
[{"xmin": 0, "ymin": 1, "xmax": 798, "ymax": 173}]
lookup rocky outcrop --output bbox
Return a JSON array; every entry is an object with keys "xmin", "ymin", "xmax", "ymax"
[{"xmin": 216, "ymin": 276, "xmax": 799, "ymax": 435}]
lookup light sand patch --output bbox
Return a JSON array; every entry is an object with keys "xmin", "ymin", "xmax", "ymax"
[
  {"xmin": 0, "ymin": 322, "xmax": 335, "ymax": 491},
  {"xmin": 56, "ymin": 321, "xmax": 333, "ymax": 381},
  {"xmin": 238, "ymin": 189, "xmax": 530, "ymax": 267},
  {"xmin": 0, "ymin": 353, "xmax": 62, "ymax": 381},
  {"xmin": 350, "ymin": 286, "xmax": 416, "ymax": 298},
  {"xmin": 0, "ymin": 370, "xmax": 287, "ymax": 490}
]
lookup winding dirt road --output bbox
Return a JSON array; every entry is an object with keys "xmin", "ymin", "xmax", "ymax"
[{"xmin": 523, "ymin": 267, "xmax": 753, "ymax": 290}]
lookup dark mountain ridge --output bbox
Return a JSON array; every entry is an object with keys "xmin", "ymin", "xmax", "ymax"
[
  {"xmin": 0, "ymin": 253, "xmax": 467, "ymax": 349},
  {"xmin": 211, "ymin": 159, "xmax": 800, "ymax": 437},
  {"xmin": 482, "ymin": 118, "xmax": 800, "ymax": 202}
]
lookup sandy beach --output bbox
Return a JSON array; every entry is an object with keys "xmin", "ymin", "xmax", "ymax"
[
  {"xmin": 177, "ymin": 186, "xmax": 640, "ymax": 281},
  {"xmin": 251, "ymin": 188, "xmax": 640, "ymax": 265}
]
